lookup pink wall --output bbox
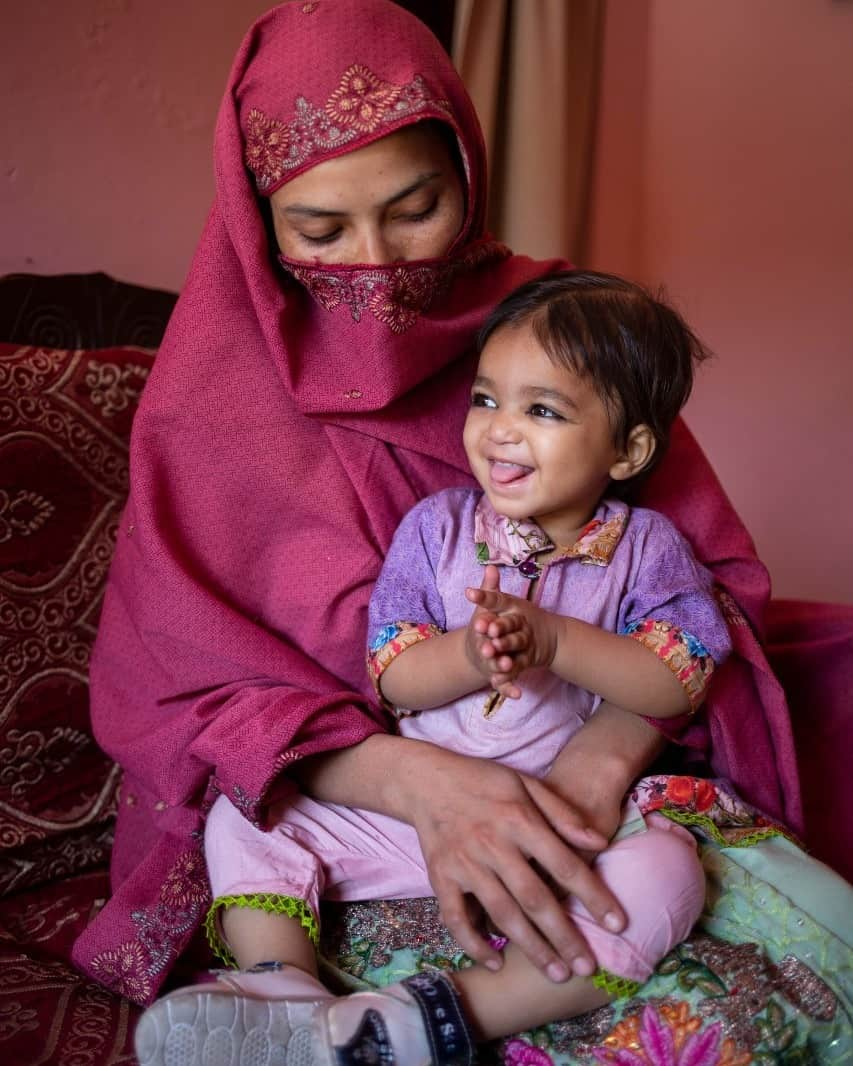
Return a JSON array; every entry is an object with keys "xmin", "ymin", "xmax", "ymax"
[
  {"xmin": 588, "ymin": 0, "xmax": 853, "ymax": 604},
  {"xmin": 1, "ymin": 0, "xmax": 272, "ymax": 293},
  {"xmin": 4, "ymin": 1, "xmax": 852, "ymax": 602}
]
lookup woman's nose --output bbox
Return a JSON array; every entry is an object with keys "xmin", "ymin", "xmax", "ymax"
[{"xmin": 354, "ymin": 225, "xmax": 396, "ymax": 265}]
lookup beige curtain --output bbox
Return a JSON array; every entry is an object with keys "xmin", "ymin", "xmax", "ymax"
[{"xmin": 452, "ymin": 0, "xmax": 603, "ymax": 263}]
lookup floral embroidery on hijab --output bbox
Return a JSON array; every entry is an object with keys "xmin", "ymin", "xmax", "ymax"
[
  {"xmin": 244, "ymin": 64, "xmax": 453, "ymax": 192},
  {"xmin": 283, "ymin": 239, "xmax": 510, "ymax": 333}
]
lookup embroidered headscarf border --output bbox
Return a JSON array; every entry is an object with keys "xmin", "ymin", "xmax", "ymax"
[{"xmin": 245, "ymin": 64, "xmax": 454, "ymax": 194}]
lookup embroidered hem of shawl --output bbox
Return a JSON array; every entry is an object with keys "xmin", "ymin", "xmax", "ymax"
[
  {"xmin": 367, "ymin": 621, "xmax": 443, "ymax": 714},
  {"xmin": 204, "ymin": 893, "xmax": 320, "ymax": 968},
  {"xmin": 623, "ymin": 619, "xmax": 714, "ymax": 711},
  {"xmin": 281, "ymin": 239, "xmax": 510, "ymax": 334}
]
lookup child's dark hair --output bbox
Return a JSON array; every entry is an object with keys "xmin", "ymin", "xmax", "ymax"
[{"xmin": 478, "ymin": 270, "xmax": 711, "ymax": 491}]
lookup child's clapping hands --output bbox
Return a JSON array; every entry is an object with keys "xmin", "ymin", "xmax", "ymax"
[{"xmin": 464, "ymin": 564, "xmax": 561, "ymax": 698}]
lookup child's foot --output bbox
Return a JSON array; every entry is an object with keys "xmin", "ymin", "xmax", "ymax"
[
  {"xmin": 133, "ymin": 964, "xmax": 475, "ymax": 1066},
  {"xmin": 317, "ymin": 971, "xmax": 475, "ymax": 1065},
  {"xmin": 133, "ymin": 961, "xmax": 332, "ymax": 1066}
]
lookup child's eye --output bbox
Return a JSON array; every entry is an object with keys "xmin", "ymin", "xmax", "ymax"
[
  {"xmin": 529, "ymin": 403, "xmax": 564, "ymax": 420},
  {"xmin": 470, "ymin": 392, "xmax": 497, "ymax": 409}
]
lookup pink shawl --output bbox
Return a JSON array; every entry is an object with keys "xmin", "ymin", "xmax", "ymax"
[{"xmin": 73, "ymin": 0, "xmax": 800, "ymax": 1005}]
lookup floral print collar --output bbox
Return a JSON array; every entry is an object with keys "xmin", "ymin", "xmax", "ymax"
[{"xmin": 473, "ymin": 495, "xmax": 628, "ymax": 577}]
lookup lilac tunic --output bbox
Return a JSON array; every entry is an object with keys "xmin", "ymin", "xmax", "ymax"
[{"xmin": 367, "ymin": 489, "xmax": 731, "ymax": 779}]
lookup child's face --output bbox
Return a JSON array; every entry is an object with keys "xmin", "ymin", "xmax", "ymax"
[{"xmin": 463, "ymin": 322, "xmax": 626, "ymax": 544}]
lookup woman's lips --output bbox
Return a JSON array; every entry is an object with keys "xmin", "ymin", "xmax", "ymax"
[{"xmin": 488, "ymin": 460, "xmax": 532, "ymax": 486}]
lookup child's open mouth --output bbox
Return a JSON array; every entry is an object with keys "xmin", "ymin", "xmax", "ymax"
[{"xmin": 489, "ymin": 460, "xmax": 533, "ymax": 486}]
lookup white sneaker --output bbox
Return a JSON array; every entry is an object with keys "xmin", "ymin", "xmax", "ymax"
[
  {"xmin": 134, "ymin": 964, "xmax": 475, "ymax": 1066},
  {"xmin": 133, "ymin": 961, "xmax": 333, "ymax": 1066}
]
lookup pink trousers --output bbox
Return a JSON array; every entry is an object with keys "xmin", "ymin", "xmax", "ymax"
[{"xmin": 205, "ymin": 791, "xmax": 705, "ymax": 982}]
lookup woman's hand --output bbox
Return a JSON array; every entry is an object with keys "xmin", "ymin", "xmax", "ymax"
[{"xmin": 400, "ymin": 745, "xmax": 626, "ymax": 980}]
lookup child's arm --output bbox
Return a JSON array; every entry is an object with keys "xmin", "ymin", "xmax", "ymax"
[
  {"xmin": 468, "ymin": 572, "xmax": 691, "ymax": 717},
  {"xmin": 379, "ymin": 566, "xmax": 529, "ymax": 709}
]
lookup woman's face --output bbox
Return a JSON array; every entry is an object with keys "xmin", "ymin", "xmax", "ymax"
[{"xmin": 268, "ymin": 123, "xmax": 465, "ymax": 265}]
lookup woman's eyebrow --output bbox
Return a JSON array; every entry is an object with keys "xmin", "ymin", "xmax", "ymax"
[
  {"xmin": 381, "ymin": 171, "xmax": 442, "ymax": 207},
  {"xmin": 281, "ymin": 172, "xmax": 442, "ymax": 219}
]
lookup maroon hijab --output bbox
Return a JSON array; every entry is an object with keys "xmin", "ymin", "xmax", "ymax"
[{"xmin": 73, "ymin": 0, "xmax": 800, "ymax": 1005}]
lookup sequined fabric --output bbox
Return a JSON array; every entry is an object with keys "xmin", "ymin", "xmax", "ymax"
[{"xmin": 317, "ymin": 780, "xmax": 852, "ymax": 1064}]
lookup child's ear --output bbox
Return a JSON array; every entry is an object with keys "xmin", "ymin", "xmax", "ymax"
[{"xmin": 609, "ymin": 424, "xmax": 656, "ymax": 482}]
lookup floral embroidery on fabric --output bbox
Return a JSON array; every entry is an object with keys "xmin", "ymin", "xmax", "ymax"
[
  {"xmin": 320, "ymin": 896, "xmax": 465, "ymax": 974},
  {"xmin": 714, "ymin": 588, "xmax": 750, "ymax": 629},
  {"xmin": 90, "ymin": 845, "xmax": 210, "ymax": 1004},
  {"xmin": 244, "ymin": 65, "xmax": 453, "ymax": 192},
  {"xmin": 326, "ymin": 64, "xmax": 400, "ymax": 133},
  {"xmin": 591, "ymin": 1002, "xmax": 746, "ymax": 1065},
  {"xmin": 473, "ymin": 505, "xmax": 552, "ymax": 567},
  {"xmin": 564, "ymin": 513, "xmax": 627, "ymax": 566},
  {"xmin": 624, "ymin": 619, "xmax": 714, "ymax": 710},
  {"xmin": 504, "ymin": 1041, "xmax": 555, "ymax": 1065},
  {"xmin": 473, "ymin": 496, "xmax": 628, "ymax": 574},
  {"xmin": 311, "ymin": 778, "xmax": 847, "ymax": 1064},
  {"xmin": 632, "ymin": 776, "xmax": 793, "ymax": 848},
  {"xmin": 367, "ymin": 621, "xmax": 443, "ymax": 713},
  {"xmin": 230, "ymin": 783, "xmax": 261, "ymax": 825},
  {"xmin": 284, "ymin": 240, "xmax": 510, "ymax": 333}
]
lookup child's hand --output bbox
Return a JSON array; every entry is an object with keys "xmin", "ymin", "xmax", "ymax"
[
  {"xmin": 464, "ymin": 566, "xmax": 531, "ymax": 697},
  {"xmin": 466, "ymin": 565, "xmax": 561, "ymax": 696}
]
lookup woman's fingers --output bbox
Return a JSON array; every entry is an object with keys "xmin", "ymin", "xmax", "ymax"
[
  {"xmin": 432, "ymin": 877, "xmax": 504, "ymax": 971},
  {"xmin": 524, "ymin": 775, "xmax": 612, "ymax": 855},
  {"xmin": 522, "ymin": 776, "xmax": 626, "ymax": 931},
  {"xmin": 414, "ymin": 760, "xmax": 629, "ymax": 981}
]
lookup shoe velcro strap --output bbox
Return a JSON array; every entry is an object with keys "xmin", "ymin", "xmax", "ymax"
[{"xmin": 402, "ymin": 973, "xmax": 475, "ymax": 1065}]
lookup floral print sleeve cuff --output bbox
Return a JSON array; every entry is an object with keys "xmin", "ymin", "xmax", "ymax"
[
  {"xmin": 623, "ymin": 619, "xmax": 715, "ymax": 712},
  {"xmin": 367, "ymin": 621, "xmax": 443, "ymax": 715}
]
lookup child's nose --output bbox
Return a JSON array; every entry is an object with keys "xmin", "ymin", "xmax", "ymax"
[{"xmin": 487, "ymin": 410, "xmax": 522, "ymax": 443}]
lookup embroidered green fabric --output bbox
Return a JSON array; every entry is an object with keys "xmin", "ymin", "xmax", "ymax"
[
  {"xmin": 658, "ymin": 808, "xmax": 791, "ymax": 849},
  {"xmin": 592, "ymin": 968, "xmax": 641, "ymax": 999},
  {"xmin": 204, "ymin": 893, "xmax": 319, "ymax": 968}
]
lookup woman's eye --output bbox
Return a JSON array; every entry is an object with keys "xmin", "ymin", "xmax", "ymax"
[
  {"xmin": 300, "ymin": 229, "xmax": 341, "ymax": 245},
  {"xmin": 398, "ymin": 197, "xmax": 438, "ymax": 223},
  {"xmin": 470, "ymin": 392, "xmax": 497, "ymax": 409},
  {"xmin": 529, "ymin": 404, "xmax": 563, "ymax": 420}
]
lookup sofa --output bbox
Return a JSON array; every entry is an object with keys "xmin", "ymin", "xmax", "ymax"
[{"xmin": 1, "ymin": 271, "xmax": 850, "ymax": 1064}]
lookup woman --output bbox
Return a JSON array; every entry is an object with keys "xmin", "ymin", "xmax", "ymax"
[{"xmin": 73, "ymin": 0, "xmax": 812, "ymax": 1050}]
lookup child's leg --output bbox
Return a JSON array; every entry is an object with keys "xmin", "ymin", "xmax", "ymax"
[
  {"xmin": 454, "ymin": 943, "xmax": 612, "ymax": 1036},
  {"xmin": 220, "ymin": 905, "xmax": 319, "ymax": 975},
  {"xmin": 451, "ymin": 812, "xmax": 705, "ymax": 1040},
  {"xmin": 203, "ymin": 792, "xmax": 326, "ymax": 975}
]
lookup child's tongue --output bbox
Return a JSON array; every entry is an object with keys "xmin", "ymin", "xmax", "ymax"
[{"xmin": 491, "ymin": 461, "xmax": 530, "ymax": 485}]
